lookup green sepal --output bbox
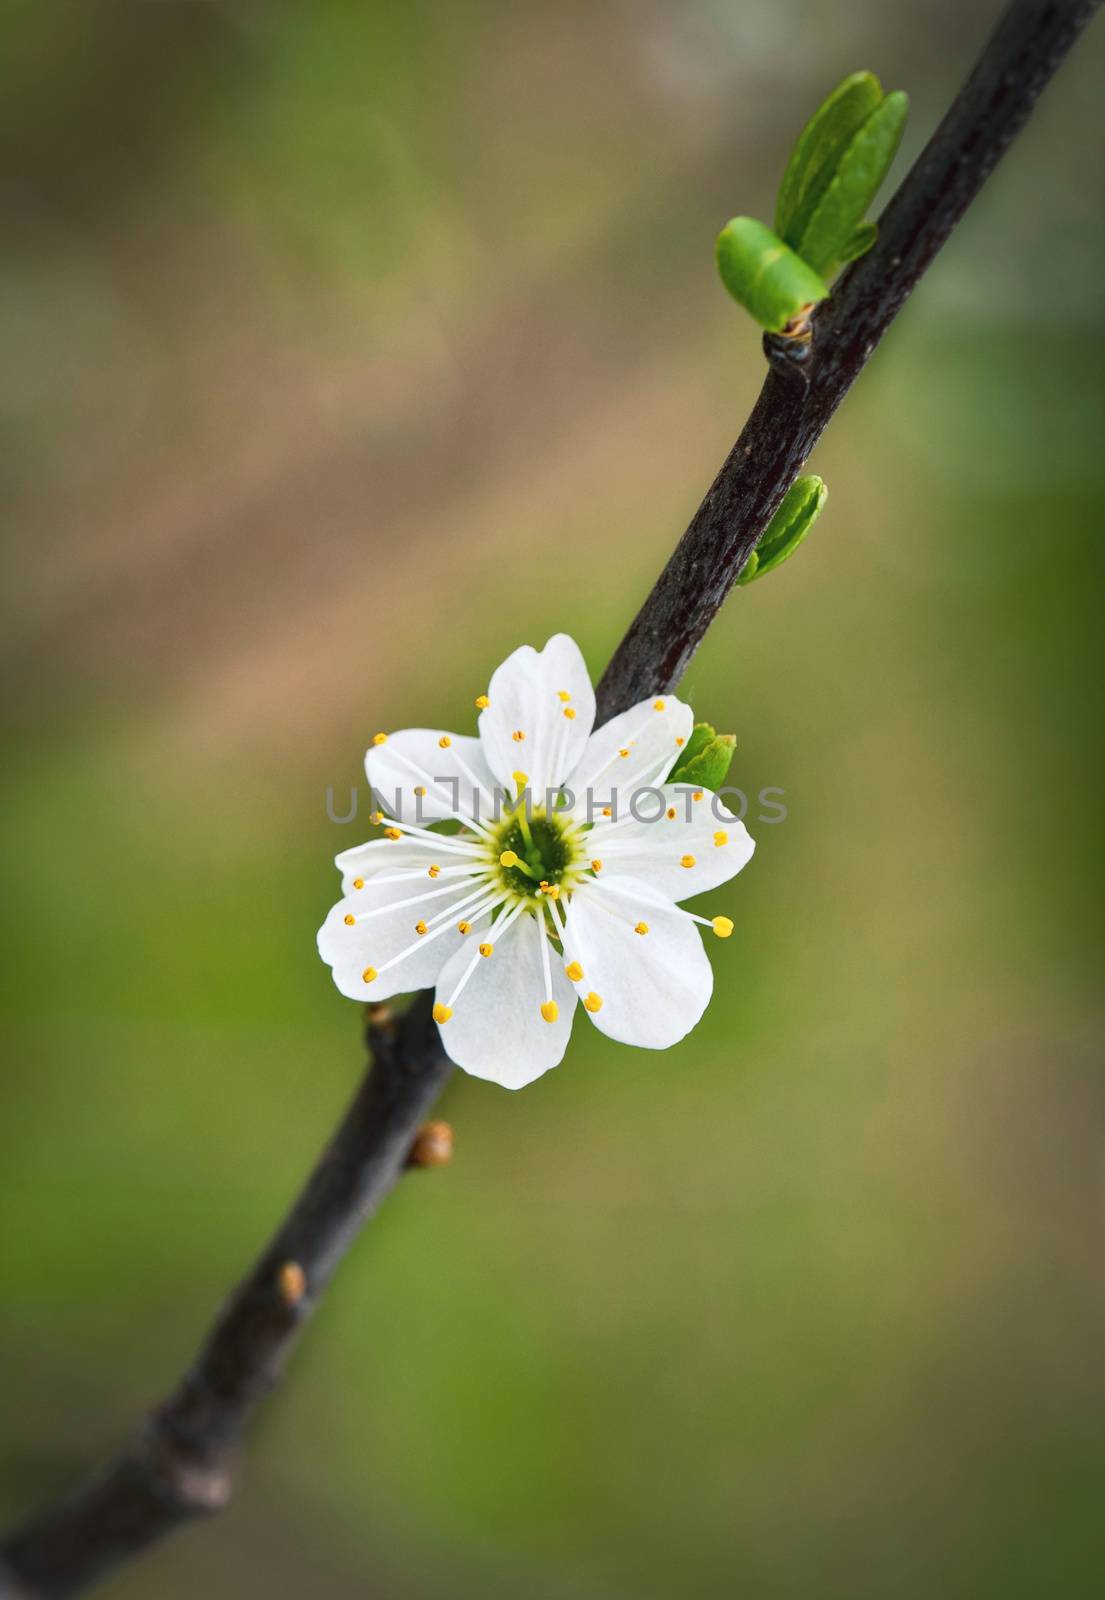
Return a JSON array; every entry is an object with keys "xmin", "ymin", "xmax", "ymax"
[
  {"xmin": 737, "ymin": 475, "xmax": 826, "ymax": 586},
  {"xmin": 789, "ymin": 90, "xmax": 908, "ymax": 278},
  {"xmin": 668, "ymin": 722, "xmax": 736, "ymax": 791},
  {"xmin": 775, "ymin": 71, "xmax": 884, "ymax": 244},
  {"xmin": 715, "ymin": 217, "xmax": 829, "ymax": 333}
]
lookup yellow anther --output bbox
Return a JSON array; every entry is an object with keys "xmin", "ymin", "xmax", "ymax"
[
  {"xmin": 565, "ymin": 961, "xmax": 584, "ymax": 982},
  {"xmin": 372, "ymin": 732, "xmax": 388, "ymax": 745},
  {"xmin": 713, "ymin": 830, "xmax": 729, "ymax": 847},
  {"xmin": 415, "ymin": 920, "xmax": 428, "ymax": 936},
  {"xmin": 385, "ymin": 827, "xmax": 402, "ymax": 841},
  {"xmin": 428, "ymin": 864, "xmax": 441, "ymax": 879},
  {"xmin": 362, "ymin": 966, "xmax": 377, "ymax": 983},
  {"xmin": 557, "ymin": 690, "xmax": 571, "ymax": 702},
  {"xmin": 602, "ymin": 806, "xmax": 612, "ymax": 818},
  {"xmin": 475, "ymin": 694, "xmax": 490, "ymax": 709},
  {"xmin": 539, "ymin": 880, "xmax": 550, "ymax": 892},
  {"xmin": 479, "ymin": 942, "xmax": 493, "ymax": 957},
  {"xmin": 675, "ymin": 736, "xmax": 685, "ymax": 747},
  {"xmin": 583, "ymin": 991, "xmax": 603, "ymax": 1013},
  {"xmin": 634, "ymin": 921, "xmax": 649, "ymax": 936},
  {"xmin": 414, "ymin": 785, "xmax": 427, "ymax": 797},
  {"xmin": 512, "ymin": 729, "xmax": 526, "ymax": 742},
  {"xmin": 370, "ymin": 810, "xmax": 384, "ymax": 825},
  {"xmin": 653, "ymin": 698, "xmax": 665, "ymax": 711},
  {"xmin": 680, "ymin": 854, "xmax": 696, "ymax": 868},
  {"xmin": 563, "ymin": 706, "xmax": 576, "ymax": 720},
  {"xmin": 591, "ymin": 858, "xmax": 603, "ymax": 872},
  {"xmin": 712, "ymin": 916, "xmax": 734, "ymax": 939},
  {"xmin": 513, "ymin": 770, "xmax": 528, "ymax": 788},
  {"xmin": 547, "ymin": 884, "xmax": 560, "ymax": 900},
  {"xmin": 618, "ymin": 747, "xmax": 630, "ymax": 758},
  {"xmin": 438, "ymin": 735, "xmax": 452, "ymax": 749},
  {"xmin": 432, "ymin": 1002, "xmax": 453, "ymax": 1024},
  {"xmin": 353, "ymin": 877, "xmax": 365, "ymax": 889},
  {"xmin": 457, "ymin": 921, "xmax": 471, "ymax": 935},
  {"xmin": 540, "ymin": 1001, "xmax": 559, "ymax": 1024},
  {"xmin": 500, "ymin": 850, "xmax": 519, "ymax": 867},
  {"xmin": 692, "ymin": 791, "xmax": 704, "ymax": 803},
  {"xmin": 343, "ymin": 913, "xmax": 355, "ymax": 926},
  {"xmin": 666, "ymin": 807, "xmax": 676, "ymax": 820}
]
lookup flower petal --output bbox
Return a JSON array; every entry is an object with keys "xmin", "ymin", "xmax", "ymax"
[
  {"xmin": 433, "ymin": 910, "xmax": 577, "ymax": 1088},
  {"xmin": 589, "ymin": 787, "xmax": 755, "ymax": 900},
  {"xmin": 566, "ymin": 695, "xmax": 693, "ymax": 815},
  {"xmin": 478, "ymin": 635, "xmax": 595, "ymax": 801},
  {"xmin": 564, "ymin": 878, "xmax": 713, "ymax": 1049},
  {"xmin": 317, "ymin": 875, "xmax": 493, "ymax": 1001},
  {"xmin": 366, "ymin": 729, "xmax": 498, "ymax": 825},
  {"xmin": 334, "ymin": 834, "xmax": 486, "ymax": 895}
]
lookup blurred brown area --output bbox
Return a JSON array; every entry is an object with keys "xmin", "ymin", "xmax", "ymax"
[{"xmin": 2, "ymin": 2, "xmax": 1104, "ymax": 1597}]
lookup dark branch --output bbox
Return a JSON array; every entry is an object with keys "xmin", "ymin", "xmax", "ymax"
[
  {"xmin": 595, "ymin": 0, "xmax": 1100, "ymax": 718},
  {"xmin": 2, "ymin": 1, "xmax": 1097, "ymax": 1594}
]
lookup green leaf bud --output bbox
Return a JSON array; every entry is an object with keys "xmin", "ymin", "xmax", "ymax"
[
  {"xmin": 715, "ymin": 217, "xmax": 829, "ymax": 334},
  {"xmin": 737, "ymin": 475, "xmax": 826, "ymax": 586}
]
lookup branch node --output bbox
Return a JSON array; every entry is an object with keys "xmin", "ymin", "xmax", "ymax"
[
  {"xmin": 136, "ymin": 1430, "xmax": 236, "ymax": 1517},
  {"xmin": 406, "ymin": 1120, "xmax": 454, "ymax": 1169},
  {"xmin": 162, "ymin": 1456, "xmax": 234, "ymax": 1517},
  {"xmin": 762, "ymin": 327, "xmax": 813, "ymax": 388},
  {"xmin": 276, "ymin": 1260, "xmax": 307, "ymax": 1308},
  {"xmin": 364, "ymin": 1001, "xmax": 398, "ymax": 1050}
]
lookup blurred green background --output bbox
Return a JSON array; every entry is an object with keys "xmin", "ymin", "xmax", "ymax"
[{"xmin": 2, "ymin": 1, "xmax": 1104, "ymax": 1596}]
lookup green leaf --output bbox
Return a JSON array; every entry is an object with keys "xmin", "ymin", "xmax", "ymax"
[
  {"xmin": 672, "ymin": 722, "xmax": 714, "ymax": 772},
  {"xmin": 792, "ymin": 91, "xmax": 908, "ymax": 278},
  {"xmin": 715, "ymin": 218, "xmax": 829, "ymax": 334},
  {"xmin": 669, "ymin": 722, "xmax": 736, "ymax": 791},
  {"xmin": 775, "ymin": 71, "xmax": 884, "ymax": 245},
  {"xmin": 838, "ymin": 220, "xmax": 878, "ymax": 263},
  {"xmin": 737, "ymin": 475, "xmax": 827, "ymax": 586}
]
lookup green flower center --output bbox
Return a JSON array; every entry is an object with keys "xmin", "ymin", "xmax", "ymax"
[{"xmin": 490, "ymin": 804, "xmax": 586, "ymax": 904}]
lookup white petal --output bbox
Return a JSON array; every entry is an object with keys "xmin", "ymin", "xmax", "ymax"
[
  {"xmin": 365, "ymin": 729, "xmax": 498, "ymax": 825},
  {"xmin": 478, "ymin": 635, "xmax": 595, "ymax": 801},
  {"xmin": 590, "ymin": 787, "xmax": 755, "ymax": 900},
  {"xmin": 317, "ymin": 875, "xmax": 492, "ymax": 1001},
  {"xmin": 434, "ymin": 910, "xmax": 577, "ymax": 1089},
  {"xmin": 566, "ymin": 695, "xmax": 693, "ymax": 815},
  {"xmin": 334, "ymin": 834, "xmax": 484, "ymax": 895},
  {"xmin": 564, "ymin": 879, "xmax": 713, "ymax": 1049}
]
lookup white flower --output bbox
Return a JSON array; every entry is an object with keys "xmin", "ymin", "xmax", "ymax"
[{"xmin": 318, "ymin": 634, "xmax": 754, "ymax": 1089}]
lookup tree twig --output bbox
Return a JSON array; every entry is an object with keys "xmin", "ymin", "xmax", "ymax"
[
  {"xmin": 2, "ymin": 1, "xmax": 1097, "ymax": 1594},
  {"xmin": 596, "ymin": 0, "xmax": 1100, "ymax": 718}
]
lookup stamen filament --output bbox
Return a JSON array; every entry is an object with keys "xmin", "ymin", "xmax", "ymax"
[
  {"xmin": 347, "ymin": 864, "xmax": 480, "ymax": 889},
  {"xmin": 536, "ymin": 908, "xmax": 554, "ymax": 1006},
  {"xmin": 372, "ymin": 890, "xmax": 506, "ymax": 977},
  {"xmin": 369, "ymin": 818, "xmax": 485, "ymax": 854},
  {"xmin": 444, "ymin": 900, "xmax": 527, "ymax": 1009},
  {"xmin": 585, "ymin": 750, "xmax": 688, "ymax": 837},
  {"xmin": 341, "ymin": 876, "xmax": 489, "ymax": 922},
  {"xmin": 383, "ymin": 747, "xmax": 494, "ymax": 841},
  {"xmin": 421, "ymin": 880, "xmax": 503, "ymax": 933},
  {"xmin": 586, "ymin": 877, "xmax": 732, "ymax": 936},
  {"xmin": 571, "ymin": 708, "xmax": 655, "ymax": 792},
  {"xmin": 546, "ymin": 892, "xmax": 582, "ymax": 976}
]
